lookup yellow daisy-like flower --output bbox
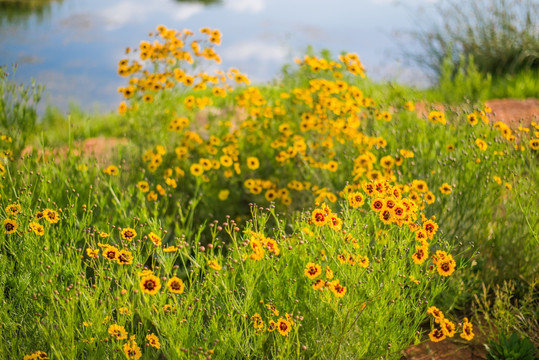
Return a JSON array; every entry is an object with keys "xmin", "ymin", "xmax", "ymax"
[
  {"xmin": 460, "ymin": 317, "xmax": 474, "ymax": 341},
  {"xmin": 103, "ymin": 165, "xmax": 119, "ymax": 176},
  {"xmin": 166, "ymin": 276, "xmax": 185, "ymax": 294},
  {"xmin": 218, "ymin": 189, "xmax": 230, "ymax": 201},
  {"xmin": 348, "ymin": 191, "xmax": 365, "ymax": 208},
  {"xmin": 148, "ymin": 232, "xmax": 162, "ymax": 246},
  {"xmin": 43, "ymin": 208, "xmax": 60, "ymax": 224},
  {"xmin": 3, "ymin": 218, "xmax": 18, "ymax": 234},
  {"xmin": 329, "ymin": 279, "xmax": 347, "ymax": 298},
  {"xmin": 102, "ymin": 246, "xmax": 120, "ymax": 262},
  {"xmin": 137, "ymin": 181, "xmax": 150, "ymax": 192},
  {"xmin": 475, "ymin": 138, "xmax": 488, "ymax": 151},
  {"xmin": 117, "ymin": 249, "xmax": 133, "ymax": 265},
  {"xmin": 5, "ymin": 203, "xmax": 21, "ymax": 216},
  {"xmin": 108, "ymin": 324, "xmax": 128, "ymax": 340},
  {"xmin": 208, "ymin": 260, "xmax": 222, "ymax": 271},
  {"xmin": 120, "ymin": 227, "xmax": 137, "ymax": 241},
  {"xmin": 86, "ymin": 248, "xmax": 99, "ymax": 259},
  {"xmin": 146, "ymin": 333, "xmax": 161, "ymax": 349},
  {"xmin": 190, "ymin": 163, "xmax": 204, "ymax": 176},
  {"xmin": 428, "ymin": 328, "xmax": 446, "ymax": 343},
  {"xmin": 140, "ymin": 274, "xmax": 161, "ymax": 295},
  {"xmin": 276, "ymin": 318, "xmax": 292, "ymax": 336},
  {"xmin": 439, "ymin": 183, "xmax": 452, "ymax": 194},
  {"xmin": 123, "ymin": 340, "xmax": 142, "ymax": 359},
  {"xmin": 246, "ymin": 156, "xmax": 260, "ymax": 170},
  {"xmin": 29, "ymin": 221, "xmax": 44, "ymax": 236},
  {"xmin": 304, "ymin": 262, "xmax": 322, "ymax": 279}
]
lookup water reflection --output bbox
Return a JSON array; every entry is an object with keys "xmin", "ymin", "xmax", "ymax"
[
  {"xmin": 0, "ymin": 0, "xmax": 432, "ymax": 113},
  {"xmin": 0, "ymin": 0, "xmax": 63, "ymax": 26}
]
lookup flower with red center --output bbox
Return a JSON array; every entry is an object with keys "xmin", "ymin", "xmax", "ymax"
[
  {"xmin": 311, "ymin": 208, "xmax": 327, "ymax": 226},
  {"xmin": 356, "ymin": 255, "xmax": 369, "ymax": 268},
  {"xmin": 121, "ymin": 227, "xmax": 137, "ymax": 241},
  {"xmin": 460, "ymin": 318, "xmax": 474, "ymax": 341},
  {"xmin": 415, "ymin": 229, "xmax": 428, "ymax": 244},
  {"xmin": 103, "ymin": 246, "xmax": 120, "ymax": 261},
  {"xmin": 312, "ymin": 279, "xmax": 325, "ymax": 291},
  {"xmin": 146, "ymin": 333, "xmax": 161, "ymax": 349},
  {"xmin": 427, "ymin": 306, "xmax": 445, "ymax": 322},
  {"xmin": 423, "ymin": 219, "xmax": 438, "ymax": 240},
  {"xmin": 428, "ymin": 328, "xmax": 446, "ymax": 342},
  {"xmin": 329, "ymin": 279, "xmax": 347, "ymax": 298},
  {"xmin": 441, "ymin": 318, "xmax": 456, "ymax": 337},
  {"xmin": 117, "ymin": 249, "xmax": 133, "ymax": 265},
  {"xmin": 140, "ymin": 274, "xmax": 161, "ymax": 295},
  {"xmin": 276, "ymin": 318, "xmax": 292, "ymax": 336},
  {"xmin": 393, "ymin": 205, "xmax": 405, "ymax": 219},
  {"xmin": 166, "ymin": 276, "xmax": 185, "ymax": 294},
  {"xmin": 43, "ymin": 208, "xmax": 60, "ymax": 224},
  {"xmin": 304, "ymin": 262, "xmax": 322, "ymax": 279},
  {"xmin": 148, "ymin": 232, "xmax": 161, "ymax": 246},
  {"xmin": 370, "ymin": 198, "xmax": 384, "ymax": 212},
  {"xmin": 348, "ymin": 191, "xmax": 365, "ymax": 208},
  {"xmin": 437, "ymin": 255, "xmax": 456, "ymax": 277},
  {"xmin": 328, "ymin": 215, "xmax": 342, "ymax": 231},
  {"xmin": 379, "ymin": 209, "xmax": 392, "ymax": 225},
  {"xmin": 123, "ymin": 340, "xmax": 142, "ymax": 359},
  {"xmin": 108, "ymin": 324, "xmax": 128, "ymax": 340},
  {"xmin": 412, "ymin": 245, "xmax": 428, "ymax": 265}
]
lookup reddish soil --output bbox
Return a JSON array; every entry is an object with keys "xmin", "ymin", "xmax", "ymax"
[
  {"xmin": 484, "ymin": 98, "xmax": 539, "ymax": 128},
  {"xmin": 415, "ymin": 98, "xmax": 539, "ymax": 128},
  {"xmin": 22, "ymin": 137, "xmax": 128, "ymax": 164},
  {"xmin": 402, "ymin": 333, "xmax": 488, "ymax": 360}
]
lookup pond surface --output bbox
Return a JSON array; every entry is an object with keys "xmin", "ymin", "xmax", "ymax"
[{"xmin": 0, "ymin": 0, "xmax": 437, "ymax": 112}]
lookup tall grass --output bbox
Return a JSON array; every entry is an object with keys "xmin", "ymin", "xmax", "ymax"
[{"xmin": 411, "ymin": 0, "xmax": 539, "ymax": 88}]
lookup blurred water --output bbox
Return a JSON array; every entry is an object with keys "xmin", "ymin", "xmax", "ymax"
[{"xmin": 0, "ymin": 0, "xmax": 437, "ymax": 113}]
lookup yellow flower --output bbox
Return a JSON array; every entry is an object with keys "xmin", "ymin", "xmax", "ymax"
[
  {"xmin": 428, "ymin": 328, "xmax": 446, "ymax": 343},
  {"xmin": 276, "ymin": 318, "xmax": 292, "ymax": 336},
  {"xmin": 140, "ymin": 275, "xmax": 161, "ymax": 295},
  {"xmin": 190, "ymin": 163, "xmax": 204, "ymax": 177},
  {"xmin": 208, "ymin": 260, "xmax": 222, "ymax": 271},
  {"xmin": 43, "ymin": 208, "xmax": 60, "ymax": 224},
  {"xmin": 108, "ymin": 324, "xmax": 128, "ymax": 340},
  {"xmin": 304, "ymin": 262, "xmax": 322, "ymax": 279},
  {"xmin": 137, "ymin": 181, "xmax": 150, "ymax": 192},
  {"xmin": 218, "ymin": 189, "xmax": 230, "ymax": 201},
  {"xmin": 475, "ymin": 138, "xmax": 488, "ymax": 151},
  {"xmin": 3, "ymin": 218, "xmax": 18, "ymax": 234},
  {"xmin": 29, "ymin": 221, "xmax": 44, "ymax": 236},
  {"xmin": 123, "ymin": 340, "xmax": 142, "ymax": 359},
  {"xmin": 5, "ymin": 203, "xmax": 21, "ymax": 216},
  {"xmin": 120, "ymin": 227, "xmax": 137, "ymax": 241},
  {"xmin": 86, "ymin": 248, "xmax": 99, "ymax": 259},
  {"xmin": 146, "ymin": 333, "xmax": 161, "ymax": 349},
  {"xmin": 166, "ymin": 276, "xmax": 185, "ymax": 294},
  {"xmin": 103, "ymin": 165, "xmax": 119, "ymax": 176},
  {"xmin": 329, "ymin": 279, "xmax": 347, "ymax": 298},
  {"xmin": 460, "ymin": 318, "xmax": 474, "ymax": 341},
  {"xmin": 404, "ymin": 101, "xmax": 415, "ymax": 111},
  {"xmin": 439, "ymin": 183, "xmax": 452, "ymax": 194},
  {"xmin": 148, "ymin": 232, "xmax": 162, "ymax": 246},
  {"xmin": 246, "ymin": 156, "xmax": 260, "ymax": 170}
]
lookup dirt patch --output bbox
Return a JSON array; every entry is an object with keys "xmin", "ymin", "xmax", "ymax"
[
  {"xmin": 485, "ymin": 98, "xmax": 539, "ymax": 128},
  {"xmin": 402, "ymin": 337, "xmax": 487, "ymax": 360},
  {"xmin": 414, "ymin": 98, "xmax": 539, "ymax": 129},
  {"xmin": 22, "ymin": 137, "xmax": 128, "ymax": 164}
]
